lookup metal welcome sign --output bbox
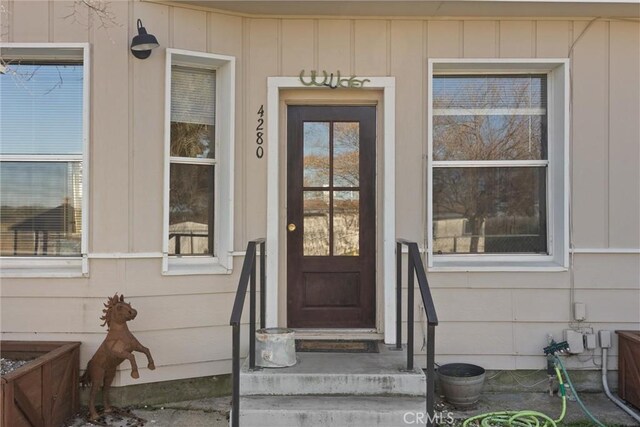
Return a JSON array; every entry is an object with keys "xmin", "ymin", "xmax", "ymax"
[{"xmin": 299, "ymin": 70, "xmax": 370, "ymax": 89}]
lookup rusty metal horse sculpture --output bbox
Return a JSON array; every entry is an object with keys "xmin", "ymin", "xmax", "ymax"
[{"xmin": 81, "ymin": 293, "xmax": 155, "ymax": 421}]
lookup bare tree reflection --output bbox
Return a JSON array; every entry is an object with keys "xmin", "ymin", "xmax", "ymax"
[
  {"xmin": 433, "ymin": 75, "xmax": 547, "ymax": 254},
  {"xmin": 302, "ymin": 122, "xmax": 361, "ymax": 256},
  {"xmin": 170, "ymin": 122, "xmax": 214, "ymax": 158}
]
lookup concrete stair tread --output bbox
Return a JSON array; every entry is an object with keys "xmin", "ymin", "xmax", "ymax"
[
  {"xmin": 240, "ymin": 344, "xmax": 426, "ymax": 396},
  {"xmin": 237, "ymin": 395, "xmax": 428, "ymax": 427},
  {"xmin": 240, "ymin": 395, "xmax": 427, "ymax": 410}
]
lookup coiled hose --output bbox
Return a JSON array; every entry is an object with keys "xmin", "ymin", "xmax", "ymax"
[{"xmin": 462, "ymin": 356, "xmax": 605, "ymax": 427}]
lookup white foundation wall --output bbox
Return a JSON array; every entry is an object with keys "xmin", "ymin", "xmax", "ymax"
[{"xmin": 1, "ymin": 0, "xmax": 638, "ymax": 385}]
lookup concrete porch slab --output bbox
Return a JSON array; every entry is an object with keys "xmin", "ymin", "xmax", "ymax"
[{"xmin": 240, "ymin": 344, "xmax": 426, "ymax": 396}]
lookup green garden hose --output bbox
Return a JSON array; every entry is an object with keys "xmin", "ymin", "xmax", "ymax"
[
  {"xmin": 463, "ymin": 356, "xmax": 608, "ymax": 427},
  {"xmin": 462, "ymin": 362, "xmax": 568, "ymax": 427},
  {"xmin": 554, "ymin": 356, "xmax": 606, "ymax": 427}
]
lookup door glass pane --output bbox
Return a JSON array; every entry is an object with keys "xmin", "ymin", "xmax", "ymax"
[
  {"xmin": 333, "ymin": 191, "xmax": 359, "ymax": 256},
  {"xmin": 169, "ymin": 163, "xmax": 214, "ymax": 255},
  {"xmin": 0, "ymin": 162, "xmax": 82, "ymax": 256},
  {"xmin": 432, "ymin": 167, "xmax": 547, "ymax": 254},
  {"xmin": 333, "ymin": 122, "xmax": 359, "ymax": 187},
  {"xmin": 303, "ymin": 191, "xmax": 329, "ymax": 256},
  {"xmin": 303, "ymin": 122, "xmax": 330, "ymax": 187}
]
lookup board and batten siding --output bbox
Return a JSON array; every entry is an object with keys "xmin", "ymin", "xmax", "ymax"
[{"xmin": 0, "ymin": 0, "xmax": 638, "ymax": 385}]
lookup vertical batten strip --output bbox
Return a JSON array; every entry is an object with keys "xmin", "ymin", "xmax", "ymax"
[
  {"xmin": 422, "ymin": 20, "xmax": 428, "ymax": 248},
  {"xmin": 350, "ymin": 19, "xmax": 355, "ymax": 75},
  {"xmin": 605, "ymin": 20, "xmax": 611, "ymax": 248},
  {"xmin": 313, "ymin": 19, "xmax": 319, "ymax": 70},
  {"xmin": 495, "ymin": 20, "xmax": 500, "ymax": 58},
  {"xmin": 206, "ymin": 11, "xmax": 210, "ymax": 52},
  {"xmin": 127, "ymin": 0, "xmax": 134, "ymax": 253},
  {"xmin": 459, "ymin": 20, "xmax": 464, "ymax": 57},
  {"xmin": 48, "ymin": 0, "xmax": 53, "ymax": 42},
  {"xmin": 277, "ymin": 18, "xmax": 282, "ymax": 76},
  {"xmin": 242, "ymin": 18, "xmax": 250, "ymax": 246},
  {"xmin": 532, "ymin": 20, "xmax": 537, "ymax": 58},
  {"xmin": 386, "ymin": 19, "xmax": 391, "ymax": 76}
]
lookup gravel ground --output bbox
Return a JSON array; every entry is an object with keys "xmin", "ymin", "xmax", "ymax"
[
  {"xmin": 0, "ymin": 357, "xmax": 31, "ymax": 375},
  {"xmin": 60, "ymin": 392, "xmax": 639, "ymax": 426},
  {"xmin": 64, "ymin": 397, "xmax": 230, "ymax": 427}
]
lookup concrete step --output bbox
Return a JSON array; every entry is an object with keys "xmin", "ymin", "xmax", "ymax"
[
  {"xmin": 235, "ymin": 395, "xmax": 428, "ymax": 427},
  {"xmin": 240, "ymin": 344, "xmax": 426, "ymax": 397}
]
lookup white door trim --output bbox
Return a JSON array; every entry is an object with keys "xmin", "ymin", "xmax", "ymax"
[{"xmin": 266, "ymin": 76, "xmax": 397, "ymax": 344}]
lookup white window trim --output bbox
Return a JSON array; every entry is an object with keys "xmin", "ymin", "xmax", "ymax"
[
  {"xmin": 162, "ymin": 48, "xmax": 235, "ymax": 275},
  {"xmin": 427, "ymin": 58, "xmax": 570, "ymax": 272},
  {"xmin": 0, "ymin": 43, "xmax": 90, "ymax": 278}
]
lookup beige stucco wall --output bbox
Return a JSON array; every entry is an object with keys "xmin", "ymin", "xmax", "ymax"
[{"xmin": 1, "ymin": 0, "xmax": 638, "ymax": 386}]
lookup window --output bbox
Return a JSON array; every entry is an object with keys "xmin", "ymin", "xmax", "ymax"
[
  {"xmin": 428, "ymin": 60, "xmax": 569, "ymax": 271},
  {"xmin": 0, "ymin": 44, "xmax": 89, "ymax": 276},
  {"xmin": 163, "ymin": 49, "xmax": 235, "ymax": 274},
  {"xmin": 169, "ymin": 66, "xmax": 216, "ymax": 256}
]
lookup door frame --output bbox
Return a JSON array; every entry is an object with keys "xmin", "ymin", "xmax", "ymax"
[{"xmin": 266, "ymin": 77, "xmax": 396, "ymax": 344}]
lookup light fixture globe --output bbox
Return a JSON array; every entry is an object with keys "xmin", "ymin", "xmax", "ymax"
[{"xmin": 130, "ymin": 19, "xmax": 159, "ymax": 59}]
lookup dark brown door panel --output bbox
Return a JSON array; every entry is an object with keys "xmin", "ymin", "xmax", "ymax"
[{"xmin": 287, "ymin": 105, "xmax": 376, "ymax": 328}]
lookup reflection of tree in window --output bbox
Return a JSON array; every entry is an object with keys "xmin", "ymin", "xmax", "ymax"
[
  {"xmin": 302, "ymin": 122, "xmax": 360, "ymax": 256},
  {"xmin": 0, "ymin": 63, "xmax": 84, "ymax": 256},
  {"xmin": 169, "ymin": 164, "xmax": 214, "ymax": 255},
  {"xmin": 333, "ymin": 191, "xmax": 359, "ymax": 256},
  {"xmin": 168, "ymin": 65, "xmax": 216, "ymax": 255},
  {"xmin": 333, "ymin": 123, "xmax": 359, "ymax": 187},
  {"xmin": 432, "ymin": 75, "xmax": 548, "ymax": 254},
  {"xmin": 170, "ymin": 122, "xmax": 214, "ymax": 158}
]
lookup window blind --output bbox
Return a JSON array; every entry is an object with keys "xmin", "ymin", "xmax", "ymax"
[
  {"xmin": 0, "ymin": 62, "xmax": 84, "ymax": 257},
  {"xmin": 0, "ymin": 64, "xmax": 83, "ymax": 155},
  {"xmin": 433, "ymin": 74, "xmax": 547, "ymax": 110},
  {"xmin": 171, "ymin": 66, "xmax": 216, "ymax": 126}
]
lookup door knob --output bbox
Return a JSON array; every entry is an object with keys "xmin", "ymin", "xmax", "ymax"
[{"xmin": 287, "ymin": 223, "xmax": 296, "ymax": 232}]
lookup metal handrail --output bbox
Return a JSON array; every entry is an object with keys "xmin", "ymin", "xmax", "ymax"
[
  {"xmin": 229, "ymin": 238, "xmax": 266, "ymax": 427},
  {"xmin": 396, "ymin": 239, "xmax": 439, "ymax": 427}
]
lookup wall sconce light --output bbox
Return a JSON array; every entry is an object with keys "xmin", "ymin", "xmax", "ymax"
[{"xmin": 130, "ymin": 19, "xmax": 159, "ymax": 59}]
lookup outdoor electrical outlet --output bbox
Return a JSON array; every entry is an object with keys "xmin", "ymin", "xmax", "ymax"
[
  {"xmin": 599, "ymin": 330, "xmax": 612, "ymax": 348},
  {"xmin": 584, "ymin": 333, "xmax": 597, "ymax": 350},
  {"xmin": 573, "ymin": 303, "xmax": 586, "ymax": 321},
  {"xmin": 564, "ymin": 330, "xmax": 585, "ymax": 353}
]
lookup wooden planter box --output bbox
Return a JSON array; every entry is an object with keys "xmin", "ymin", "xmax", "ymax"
[
  {"xmin": 616, "ymin": 331, "xmax": 640, "ymax": 409},
  {"xmin": 1, "ymin": 341, "xmax": 81, "ymax": 427}
]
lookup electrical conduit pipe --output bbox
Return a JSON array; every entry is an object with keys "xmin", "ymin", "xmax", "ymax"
[{"xmin": 601, "ymin": 348, "xmax": 640, "ymax": 423}]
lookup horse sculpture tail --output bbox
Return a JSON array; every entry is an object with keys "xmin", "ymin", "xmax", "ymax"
[{"xmin": 80, "ymin": 361, "xmax": 92, "ymax": 388}]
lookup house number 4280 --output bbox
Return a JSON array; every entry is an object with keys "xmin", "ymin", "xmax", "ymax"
[{"xmin": 256, "ymin": 105, "xmax": 265, "ymax": 159}]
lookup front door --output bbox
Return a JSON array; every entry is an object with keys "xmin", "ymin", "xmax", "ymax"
[{"xmin": 287, "ymin": 106, "xmax": 376, "ymax": 328}]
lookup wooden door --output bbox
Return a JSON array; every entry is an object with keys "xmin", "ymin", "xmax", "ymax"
[{"xmin": 287, "ymin": 106, "xmax": 376, "ymax": 328}]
